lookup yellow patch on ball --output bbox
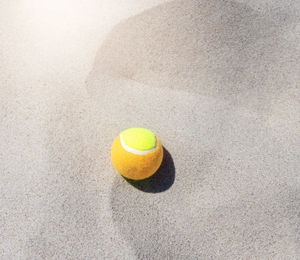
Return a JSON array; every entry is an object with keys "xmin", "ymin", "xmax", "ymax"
[{"xmin": 111, "ymin": 128, "xmax": 163, "ymax": 180}]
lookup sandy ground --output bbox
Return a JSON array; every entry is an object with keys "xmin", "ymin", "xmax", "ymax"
[{"xmin": 1, "ymin": 0, "xmax": 299, "ymax": 258}]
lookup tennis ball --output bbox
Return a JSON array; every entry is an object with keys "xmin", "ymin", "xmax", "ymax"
[{"xmin": 111, "ymin": 128, "xmax": 163, "ymax": 180}]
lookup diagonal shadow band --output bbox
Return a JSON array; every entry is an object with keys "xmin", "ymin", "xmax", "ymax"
[{"xmin": 123, "ymin": 147, "xmax": 175, "ymax": 193}]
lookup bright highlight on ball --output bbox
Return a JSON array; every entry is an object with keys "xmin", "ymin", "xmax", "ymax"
[{"xmin": 111, "ymin": 128, "xmax": 163, "ymax": 180}]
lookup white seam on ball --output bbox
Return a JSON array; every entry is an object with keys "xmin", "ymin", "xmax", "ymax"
[{"xmin": 120, "ymin": 134, "xmax": 157, "ymax": 155}]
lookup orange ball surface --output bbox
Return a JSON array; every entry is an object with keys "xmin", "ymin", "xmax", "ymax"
[{"xmin": 111, "ymin": 134, "xmax": 163, "ymax": 180}]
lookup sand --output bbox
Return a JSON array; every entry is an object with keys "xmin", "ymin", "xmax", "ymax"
[{"xmin": 0, "ymin": 0, "xmax": 299, "ymax": 258}]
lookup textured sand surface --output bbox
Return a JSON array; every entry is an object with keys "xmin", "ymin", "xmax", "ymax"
[{"xmin": 1, "ymin": 0, "xmax": 300, "ymax": 258}]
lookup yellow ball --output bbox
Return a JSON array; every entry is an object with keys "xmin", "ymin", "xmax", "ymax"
[{"xmin": 111, "ymin": 128, "xmax": 163, "ymax": 180}]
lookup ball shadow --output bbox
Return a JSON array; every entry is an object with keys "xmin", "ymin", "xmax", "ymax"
[{"xmin": 123, "ymin": 147, "xmax": 175, "ymax": 193}]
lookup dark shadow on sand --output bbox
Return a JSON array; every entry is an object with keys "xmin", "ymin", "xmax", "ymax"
[
  {"xmin": 101, "ymin": 0, "xmax": 299, "ymax": 258},
  {"xmin": 123, "ymin": 147, "xmax": 175, "ymax": 193}
]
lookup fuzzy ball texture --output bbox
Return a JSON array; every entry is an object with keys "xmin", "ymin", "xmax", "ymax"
[{"xmin": 111, "ymin": 128, "xmax": 163, "ymax": 180}]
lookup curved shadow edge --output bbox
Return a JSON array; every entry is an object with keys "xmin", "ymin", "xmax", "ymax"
[{"xmin": 123, "ymin": 147, "xmax": 175, "ymax": 193}]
